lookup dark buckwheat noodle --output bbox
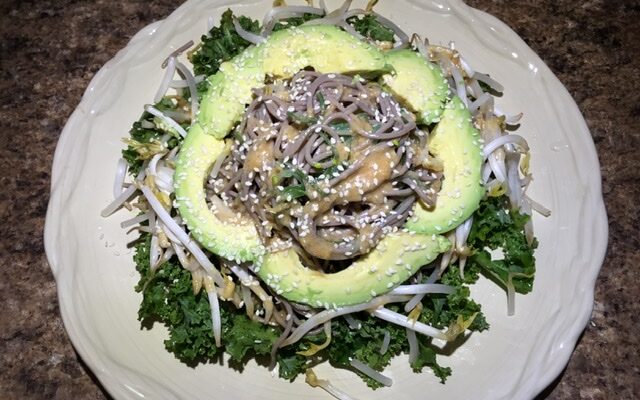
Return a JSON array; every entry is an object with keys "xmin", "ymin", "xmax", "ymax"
[{"xmin": 207, "ymin": 71, "xmax": 441, "ymax": 266}]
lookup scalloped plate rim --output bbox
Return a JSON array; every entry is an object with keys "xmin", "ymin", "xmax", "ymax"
[{"xmin": 44, "ymin": 1, "xmax": 607, "ymax": 399}]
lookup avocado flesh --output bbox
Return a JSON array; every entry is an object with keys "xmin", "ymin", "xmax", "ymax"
[
  {"xmin": 175, "ymin": 47, "xmax": 266, "ymax": 263},
  {"xmin": 174, "ymin": 124, "xmax": 264, "ymax": 262},
  {"xmin": 259, "ymin": 233, "xmax": 451, "ymax": 308},
  {"xmin": 198, "ymin": 46, "xmax": 266, "ymax": 139},
  {"xmin": 263, "ymin": 25, "xmax": 387, "ymax": 77},
  {"xmin": 382, "ymin": 49, "xmax": 449, "ymax": 124},
  {"xmin": 405, "ymin": 96, "xmax": 485, "ymax": 234}
]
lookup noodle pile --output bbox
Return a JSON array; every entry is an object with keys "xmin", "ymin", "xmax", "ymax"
[{"xmin": 207, "ymin": 70, "xmax": 442, "ymax": 265}]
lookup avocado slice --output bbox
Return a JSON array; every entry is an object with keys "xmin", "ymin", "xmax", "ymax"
[
  {"xmin": 175, "ymin": 48, "xmax": 267, "ymax": 263},
  {"xmin": 198, "ymin": 25, "xmax": 387, "ymax": 140},
  {"xmin": 382, "ymin": 49, "xmax": 449, "ymax": 124},
  {"xmin": 263, "ymin": 25, "xmax": 387, "ymax": 77},
  {"xmin": 405, "ymin": 96, "xmax": 485, "ymax": 234},
  {"xmin": 258, "ymin": 233, "xmax": 451, "ymax": 308},
  {"xmin": 198, "ymin": 46, "xmax": 266, "ymax": 139},
  {"xmin": 174, "ymin": 123, "xmax": 264, "ymax": 262}
]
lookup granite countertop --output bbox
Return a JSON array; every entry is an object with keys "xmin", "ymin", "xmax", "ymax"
[{"xmin": 1, "ymin": 0, "xmax": 638, "ymax": 398}]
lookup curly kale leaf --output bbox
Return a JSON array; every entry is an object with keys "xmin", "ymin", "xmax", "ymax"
[
  {"xmin": 410, "ymin": 342, "xmax": 451, "ymax": 382},
  {"xmin": 134, "ymin": 235, "xmax": 278, "ymax": 365},
  {"xmin": 327, "ymin": 314, "xmax": 405, "ymax": 370},
  {"xmin": 225, "ymin": 314, "xmax": 280, "ymax": 362},
  {"xmin": 277, "ymin": 302, "xmax": 480, "ymax": 388},
  {"xmin": 277, "ymin": 352, "xmax": 309, "ymax": 381},
  {"xmin": 135, "ymin": 235, "xmax": 222, "ymax": 361},
  {"xmin": 122, "ymin": 98, "xmax": 180, "ymax": 175},
  {"xmin": 134, "ymin": 231, "xmax": 488, "ymax": 388},
  {"xmin": 418, "ymin": 285, "xmax": 489, "ymax": 333},
  {"xmin": 190, "ymin": 9, "xmax": 260, "ymax": 80},
  {"xmin": 348, "ymin": 14, "xmax": 395, "ymax": 42},
  {"xmin": 467, "ymin": 195, "xmax": 537, "ymax": 294},
  {"xmin": 272, "ymin": 13, "xmax": 322, "ymax": 31}
]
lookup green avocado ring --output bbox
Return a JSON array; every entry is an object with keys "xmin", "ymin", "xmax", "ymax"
[{"xmin": 174, "ymin": 25, "xmax": 484, "ymax": 308}]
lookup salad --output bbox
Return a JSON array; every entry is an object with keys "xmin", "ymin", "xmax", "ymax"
[{"xmin": 102, "ymin": 1, "xmax": 548, "ymax": 397}]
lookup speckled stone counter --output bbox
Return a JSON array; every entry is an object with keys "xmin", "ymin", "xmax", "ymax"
[{"xmin": 1, "ymin": 1, "xmax": 638, "ymax": 399}]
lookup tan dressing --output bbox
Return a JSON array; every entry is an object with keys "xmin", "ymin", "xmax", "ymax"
[
  {"xmin": 244, "ymin": 139, "xmax": 275, "ymax": 172},
  {"xmin": 296, "ymin": 147, "xmax": 399, "ymax": 260}
]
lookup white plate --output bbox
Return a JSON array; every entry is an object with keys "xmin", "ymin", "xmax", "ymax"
[{"xmin": 44, "ymin": 0, "xmax": 607, "ymax": 399}]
